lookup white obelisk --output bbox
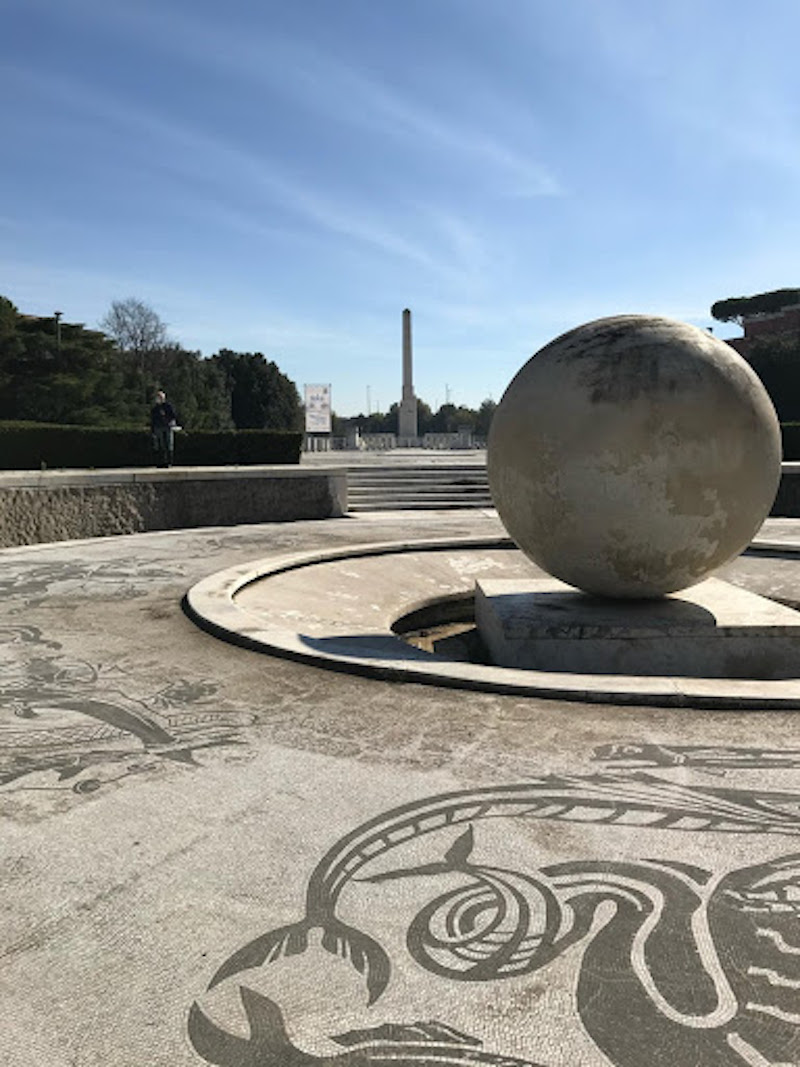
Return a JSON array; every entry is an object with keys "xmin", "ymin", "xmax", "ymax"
[{"xmin": 398, "ymin": 308, "xmax": 418, "ymax": 441}]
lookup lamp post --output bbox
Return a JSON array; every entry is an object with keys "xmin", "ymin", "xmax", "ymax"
[{"xmin": 54, "ymin": 310, "xmax": 63, "ymax": 350}]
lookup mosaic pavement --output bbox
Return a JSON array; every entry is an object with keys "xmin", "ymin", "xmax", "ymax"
[{"xmin": 2, "ymin": 513, "xmax": 800, "ymax": 1067}]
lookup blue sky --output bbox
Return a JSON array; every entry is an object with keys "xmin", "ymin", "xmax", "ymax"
[{"xmin": 4, "ymin": 0, "xmax": 800, "ymax": 416}]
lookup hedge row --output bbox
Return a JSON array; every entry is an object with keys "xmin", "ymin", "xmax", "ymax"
[
  {"xmin": 1, "ymin": 420, "xmax": 796, "ymax": 469},
  {"xmin": 782, "ymin": 423, "xmax": 800, "ymax": 461},
  {"xmin": 0, "ymin": 422, "xmax": 302, "ymax": 470}
]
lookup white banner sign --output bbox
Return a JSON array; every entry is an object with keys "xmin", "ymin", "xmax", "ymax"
[{"xmin": 304, "ymin": 383, "xmax": 332, "ymax": 433}]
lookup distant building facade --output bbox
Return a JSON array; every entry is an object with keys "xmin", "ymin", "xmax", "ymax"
[{"xmin": 727, "ymin": 303, "xmax": 800, "ymax": 357}]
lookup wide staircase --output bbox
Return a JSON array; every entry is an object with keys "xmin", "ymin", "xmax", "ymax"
[{"xmin": 347, "ymin": 461, "xmax": 493, "ymax": 512}]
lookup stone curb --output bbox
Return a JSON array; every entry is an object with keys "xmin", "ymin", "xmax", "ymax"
[{"xmin": 185, "ymin": 534, "xmax": 800, "ymax": 709}]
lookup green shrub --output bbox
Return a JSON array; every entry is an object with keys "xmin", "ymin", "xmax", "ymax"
[
  {"xmin": 0, "ymin": 422, "xmax": 301, "ymax": 469},
  {"xmin": 230, "ymin": 429, "xmax": 301, "ymax": 464}
]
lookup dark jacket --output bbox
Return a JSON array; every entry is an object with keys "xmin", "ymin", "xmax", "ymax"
[{"xmin": 150, "ymin": 401, "xmax": 177, "ymax": 432}]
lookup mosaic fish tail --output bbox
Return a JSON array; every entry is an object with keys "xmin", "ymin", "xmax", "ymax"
[
  {"xmin": 208, "ymin": 916, "xmax": 390, "ymax": 1004},
  {"xmin": 208, "ymin": 920, "xmax": 315, "ymax": 989},
  {"xmin": 318, "ymin": 916, "xmax": 392, "ymax": 1004},
  {"xmin": 188, "ymin": 988, "xmax": 316, "ymax": 1066}
]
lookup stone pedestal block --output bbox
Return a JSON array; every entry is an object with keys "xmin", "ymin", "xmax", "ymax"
[{"xmin": 475, "ymin": 577, "xmax": 800, "ymax": 679}]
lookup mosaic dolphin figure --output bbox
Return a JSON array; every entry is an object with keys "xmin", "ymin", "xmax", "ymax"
[
  {"xmin": 188, "ymin": 990, "xmax": 547, "ymax": 1066},
  {"xmin": 191, "ymin": 773, "xmax": 800, "ymax": 1067}
]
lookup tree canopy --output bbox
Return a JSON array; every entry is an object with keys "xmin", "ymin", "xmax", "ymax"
[
  {"xmin": 1, "ymin": 293, "xmax": 495, "ymax": 438},
  {"xmin": 0, "ymin": 296, "xmax": 301, "ymax": 432},
  {"xmin": 335, "ymin": 396, "xmax": 496, "ymax": 439},
  {"xmin": 711, "ymin": 289, "xmax": 800, "ymax": 325},
  {"xmin": 210, "ymin": 349, "xmax": 302, "ymax": 430},
  {"xmin": 0, "ymin": 306, "xmax": 127, "ymax": 425},
  {"xmin": 100, "ymin": 297, "xmax": 170, "ymax": 355}
]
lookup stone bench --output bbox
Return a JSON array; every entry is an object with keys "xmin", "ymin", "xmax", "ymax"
[{"xmin": 0, "ymin": 465, "xmax": 347, "ymax": 547}]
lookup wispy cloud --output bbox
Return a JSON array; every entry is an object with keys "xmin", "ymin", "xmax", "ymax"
[
  {"xmin": 575, "ymin": 0, "xmax": 800, "ymax": 179},
  {"xmin": 287, "ymin": 57, "xmax": 562, "ymax": 199},
  {"xmin": 2, "ymin": 65, "xmax": 443, "ymax": 273},
  {"xmin": 38, "ymin": 0, "xmax": 562, "ymax": 201}
]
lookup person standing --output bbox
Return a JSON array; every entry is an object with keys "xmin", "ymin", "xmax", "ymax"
[{"xmin": 150, "ymin": 390, "xmax": 178, "ymax": 467}]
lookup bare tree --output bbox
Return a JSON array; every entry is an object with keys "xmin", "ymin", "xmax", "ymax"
[{"xmin": 100, "ymin": 298, "xmax": 170, "ymax": 355}]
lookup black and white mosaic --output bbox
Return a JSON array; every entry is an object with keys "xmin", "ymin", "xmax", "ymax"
[
  {"xmin": 190, "ymin": 744, "xmax": 800, "ymax": 1067},
  {"xmin": 0, "ymin": 624, "xmax": 255, "ymax": 799}
]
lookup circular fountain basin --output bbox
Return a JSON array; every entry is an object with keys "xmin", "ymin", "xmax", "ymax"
[{"xmin": 185, "ymin": 536, "xmax": 800, "ymax": 709}]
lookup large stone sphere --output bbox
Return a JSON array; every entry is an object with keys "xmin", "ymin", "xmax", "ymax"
[{"xmin": 488, "ymin": 315, "xmax": 782, "ymax": 598}]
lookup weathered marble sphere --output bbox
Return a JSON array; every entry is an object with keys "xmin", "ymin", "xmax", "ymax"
[{"xmin": 488, "ymin": 315, "xmax": 782, "ymax": 598}]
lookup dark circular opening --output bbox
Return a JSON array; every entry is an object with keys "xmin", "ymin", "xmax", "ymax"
[{"xmin": 392, "ymin": 594, "xmax": 491, "ymax": 664}]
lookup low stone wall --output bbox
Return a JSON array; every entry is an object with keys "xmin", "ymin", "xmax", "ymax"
[
  {"xmin": 0, "ymin": 466, "xmax": 347, "ymax": 548},
  {"xmin": 771, "ymin": 462, "xmax": 800, "ymax": 518}
]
